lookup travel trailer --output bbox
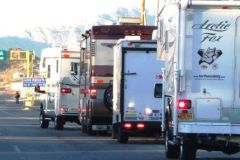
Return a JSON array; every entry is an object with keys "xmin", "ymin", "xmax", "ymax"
[
  {"xmin": 156, "ymin": 0, "xmax": 240, "ymax": 159},
  {"xmin": 79, "ymin": 25, "xmax": 156, "ymax": 135},
  {"xmin": 112, "ymin": 39, "xmax": 165, "ymax": 143},
  {"xmin": 36, "ymin": 47, "xmax": 81, "ymax": 130}
]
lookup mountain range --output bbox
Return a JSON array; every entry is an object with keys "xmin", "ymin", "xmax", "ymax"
[{"xmin": 0, "ymin": 7, "xmax": 156, "ymax": 58}]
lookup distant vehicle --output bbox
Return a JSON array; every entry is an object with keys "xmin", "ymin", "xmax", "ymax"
[
  {"xmin": 79, "ymin": 25, "xmax": 156, "ymax": 135},
  {"xmin": 112, "ymin": 39, "xmax": 164, "ymax": 143},
  {"xmin": 157, "ymin": 0, "xmax": 240, "ymax": 159},
  {"xmin": 35, "ymin": 47, "xmax": 81, "ymax": 130}
]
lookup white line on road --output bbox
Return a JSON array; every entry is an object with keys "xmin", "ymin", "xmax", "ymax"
[
  {"xmin": 13, "ymin": 145, "xmax": 21, "ymax": 153},
  {"xmin": 0, "ymin": 117, "xmax": 38, "ymax": 120}
]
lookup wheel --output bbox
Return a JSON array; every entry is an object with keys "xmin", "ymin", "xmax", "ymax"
[
  {"xmin": 54, "ymin": 116, "xmax": 64, "ymax": 130},
  {"xmin": 180, "ymin": 135, "xmax": 196, "ymax": 160},
  {"xmin": 165, "ymin": 129, "xmax": 180, "ymax": 159},
  {"xmin": 81, "ymin": 124, "xmax": 87, "ymax": 133},
  {"xmin": 104, "ymin": 85, "xmax": 113, "ymax": 111},
  {"xmin": 39, "ymin": 113, "xmax": 49, "ymax": 128},
  {"xmin": 87, "ymin": 123, "xmax": 95, "ymax": 136},
  {"xmin": 117, "ymin": 125, "xmax": 128, "ymax": 143},
  {"xmin": 112, "ymin": 124, "xmax": 117, "ymax": 139}
]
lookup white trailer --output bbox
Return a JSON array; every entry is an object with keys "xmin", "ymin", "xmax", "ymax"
[
  {"xmin": 156, "ymin": 0, "xmax": 240, "ymax": 159},
  {"xmin": 112, "ymin": 39, "xmax": 165, "ymax": 143},
  {"xmin": 36, "ymin": 47, "xmax": 81, "ymax": 130}
]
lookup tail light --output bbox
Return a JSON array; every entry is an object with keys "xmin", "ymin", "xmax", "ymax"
[
  {"xmin": 61, "ymin": 88, "xmax": 71, "ymax": 94},
  {"xmin": 62, "ymin": 53, "xmax": 70, "ymax": 58},
  {"xmin": 137, "ymin": 123, "xmax": 145, "ymax": 129},
  {"xmin": 124, "ymin": 123, "xmax": 132, "ymax": 129},
  {"xmin": 90, "ymin": 88, "xmax": 97, "ymax": 99},
  {"xmin": 178, "ymin": 99, "xmax": 191, "ymax": 110},
  {"xmin": 60, "ymin": 107, "xmax": 68, "ymax": 113}
]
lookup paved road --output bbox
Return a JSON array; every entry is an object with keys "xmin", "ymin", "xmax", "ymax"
[{"xmin": 0, "ymin": 98, "xmax": 239, "ymax": 160}]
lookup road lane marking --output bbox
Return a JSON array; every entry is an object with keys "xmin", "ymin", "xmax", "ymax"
[
  {"xmin": 0, "ymin": 149, "xmax": 163, "ymax": 154},
  {"xmin": 13, "ymin": 145, "xmax": 21, "ymax": 153},
  {"xmin": 0, "ymin": 117, "xmax": 38, "ymax": 120}
]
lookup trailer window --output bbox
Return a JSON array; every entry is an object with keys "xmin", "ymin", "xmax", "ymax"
[
  {"xmin": 47, "ymin": 65, "xmax": 51, "ymax": 78},
  {"xmin": 154, "ymin": 83, "xmax": 163, "ymax": 98},
  {"xmin": 56, "ymin": 60, "xmax": 58, "ymax": 73},
  {"xmin": 159, "ymin": 19, "xmax": 164, "ymax": 44},
  {"xmin": 42, "ymin": 58, "xmax": 46, "ymax": 68},
  {"xmin": 71, "ymin": 62, "xmax": 79, "ymax": 75}
]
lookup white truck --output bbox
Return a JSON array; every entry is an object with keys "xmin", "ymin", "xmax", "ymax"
[
  {"xmin": 35, "ymin": 47, "xmax": 81, "ymax": 130},
  {"xmin": 112, "ymin": 39, "xmax": 165, "ymax": 143},
  {"xmin": 156, "ymin": 0, "xmax": 240, "ymax": 159}
]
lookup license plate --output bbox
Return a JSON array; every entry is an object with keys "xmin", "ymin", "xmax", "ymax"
[{"xmin": 178, "ymin": 113, "xmax": 192, "ymax": 120}]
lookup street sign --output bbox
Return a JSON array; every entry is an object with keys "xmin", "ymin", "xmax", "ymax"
[
  {"xmin": 0, "ymin": 50, "xmax": 7, "ymax": 61},
  {"xmin": 23, "ymin": 78, "xmax": 46, "ymax": 87}
]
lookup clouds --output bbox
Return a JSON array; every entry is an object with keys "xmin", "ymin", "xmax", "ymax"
[{"xmin": 0, "ymin": 0, "xmax": 157, "ymax": 36}]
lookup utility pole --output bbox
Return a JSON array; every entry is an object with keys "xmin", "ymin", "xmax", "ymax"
[{"xmin": 140, "ymin": 0, "xmax": 146, "ymax": 25}]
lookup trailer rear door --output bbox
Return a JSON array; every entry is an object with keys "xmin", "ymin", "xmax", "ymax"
[
  {"xmin": 188, "ymin": 10, "xmax": 240, "ymax": 121},
  {"xmin": 123, "ymin": 48, "xmax": 163, "ymax": 122}
]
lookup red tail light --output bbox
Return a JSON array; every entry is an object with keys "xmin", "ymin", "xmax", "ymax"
[
  {"xmin": 62, "ymin": 53, "xmax": 70, "ymax": 58},
  {"xmin": 61, "ymin": 88, "xmax": 72, "ymax": 94},
  {"xmin": 90, "ymin": 88, "xmax": 97, "ymax": 99},
  {"xmin": 124, "ymin": 123, "xmax": 132, "ymax": 129},
  {"xmin": 130, "ymin": 29, "xmax": 135, "ymax": 35},
  {"xmin": 60, "ymin": 107, "xmax": 68, "ymax": 113},
  {"xmin": 137, "ymin": 123, "xmax": 145, "ymax": 129},
  {"xmin": 178, "ymin": 99, "xmax": 191, "ymax": 110}
]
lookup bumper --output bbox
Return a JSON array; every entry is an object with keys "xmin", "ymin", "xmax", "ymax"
[
  {"xmin": 179, "ymin": 122, "xmax": 240, "ymax": 134},
  {"xmin": 122, "ymin": 121, "xmax": 162, "ymax": 136}
]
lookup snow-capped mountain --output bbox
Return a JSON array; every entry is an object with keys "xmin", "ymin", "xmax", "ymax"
[{"xmin": 0, "ymin": 7, "xmax": 155, "ymax": 57}]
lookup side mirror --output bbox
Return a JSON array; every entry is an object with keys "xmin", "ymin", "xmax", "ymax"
[{"xmin": 154, "ymin": 83, "xmax": 162, "ymax": 98}]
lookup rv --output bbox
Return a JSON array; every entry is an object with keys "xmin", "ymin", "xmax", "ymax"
[
  {"xmin": 156, "ymin": 0, "xmax": 240, "ymax": 159},
  {"xmin": 79, "ymin": 25, "xmax": 156, "ymax": 135},
  {"xmin": 112, "ymin": 39, "xmax": 165, "ymax": 143},
  {"xmin": 36, "ymin": 47, "xmax": 81, "ymax": 130}
]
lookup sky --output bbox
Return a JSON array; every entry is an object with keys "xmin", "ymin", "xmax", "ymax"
[{"xmin": 0, "ymin": 0, "xmax": 158, "ymax": 36}]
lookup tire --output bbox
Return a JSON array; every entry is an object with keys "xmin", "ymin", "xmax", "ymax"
[
  {"xmin": 180, "ymin": 135, "xmax": 196, "ymax": 160},
  {"xmin": 117, "ymin": 125, "xmax": 128, "ymax": 143},
  {"xmin": 54, "ymin": 116, "xmax": 64, "ymax": 130},
  {"xmin": 87, "ymin": 123, "xmax": 95, "ymax": 136},
  {"xmin": 165, "ymin": 129, "xmax": 180, "ymax": 159},
  {"xmin": 82, "ymin": 124, "xmax": 87, "ymax": 133},
  {"xmin": 112, "ymin": 124, "xmax": 117, "ymax": 139},
  {"xmin": 104, "ymin": 85, "xmax": 113, "ymax": 111},
  {"xmin": 39, "ymin": 113, "xmax": 49, "ymax": 128}
]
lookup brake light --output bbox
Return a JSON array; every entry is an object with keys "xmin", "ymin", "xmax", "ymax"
[
  {"xmin": 61, "ymin": 88, "xmax": 71, "ymax": 94},
  {"xmin": 60, "ymin": 107, "xmax": 67, "ymax": 113},
  {"xmin": 178, "ymin": 99, "xmax": 191, "ymax": 110},
  {"xmin": 62, "ymin": 53, "xmax": 70, "ymax": 58},
  {"xmin": 124, "ymin": 123, "xmax": 132, "ymax": 129},
  {"xmin": 137, "ymin": 123, "xmax": 145, "ymax": 129},
  {"xmin": 130, "ymin": 29, "xmax": 135, "ymax": 35},
  {"xmin": 97, "ymin": 79, "xmax": 104, "ymax": 84},
  {"xmin": 90, "ymin": 88, "xmax": 97, "ymax": 99},
  {"xmin": 137, "ymin": 30, "xmax": 142, "ymax": 35}
]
